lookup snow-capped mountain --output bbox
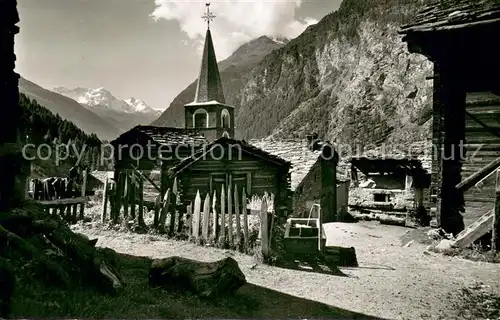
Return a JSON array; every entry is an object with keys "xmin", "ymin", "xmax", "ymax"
[
  {"xmin": 53, "ymin": 86, "xmax": 162, "ymax": 132},
  {"xmin": 53, "ymin": 87, "xmax": 161, "ymax": 116}
]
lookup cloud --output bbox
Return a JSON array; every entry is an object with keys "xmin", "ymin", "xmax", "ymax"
[{"xmin": 151, "ymin": 0, "xmax": 318, "ymax": 60}]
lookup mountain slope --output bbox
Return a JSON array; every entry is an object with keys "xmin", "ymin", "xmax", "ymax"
[
  {"xmin": 152, "ymin": 36, "xmax": 286, "ymax": 127},
  {"xmin": 19, "ymin": 93, "xmax": 104, "ymax": 177},
  {"xmin": 54, "ymin": 87, "xmax": 162, "ymax": 132},
  {"xmin": 236, "ymin": 0, "xmax": 434, "ymax": 147},
  {"xmin": 19, "ymin": 77, "xmax": 121, "ymax": 140}
]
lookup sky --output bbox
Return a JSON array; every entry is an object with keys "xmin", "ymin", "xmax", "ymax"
[{"xmin": 15, "ymin": 0, "xmax": 342, "ymax": 110}]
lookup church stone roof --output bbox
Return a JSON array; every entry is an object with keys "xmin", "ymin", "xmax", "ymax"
[
  {"xmin": 192, "ymin": 29, "xmax": 226, "ymax": 104},
  {"xmin": 400, "ymin": 0, "xmax": 500, "ymax": 34},
  {"xmin": 111, "ymin": 125, "xmax": 208, "ymax": 147}
]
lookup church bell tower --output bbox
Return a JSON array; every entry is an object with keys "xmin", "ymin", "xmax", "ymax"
[{"xmin": 184, "ymin": 3, "xmax": 235, "ymax": 142}]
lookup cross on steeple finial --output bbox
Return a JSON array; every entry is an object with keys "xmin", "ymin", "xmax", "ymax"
[{"xmin": 202, "ymin": 3, "xmax": 215, "ymax": 30}]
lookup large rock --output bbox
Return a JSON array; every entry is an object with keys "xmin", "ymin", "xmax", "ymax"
[{"xmin": 149, "ymin": 256, "xmax": 246, "ymax": 298}]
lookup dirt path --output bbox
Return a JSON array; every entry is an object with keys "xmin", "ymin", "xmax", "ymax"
[{"xmin": 73, "ymin": 221, "xmax": 500, "ymax": 320}]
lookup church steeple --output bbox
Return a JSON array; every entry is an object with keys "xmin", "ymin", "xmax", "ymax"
[
  {"xmin": 184, "ymin": 3, "xmax": 234, "ymax": 142},
  {"xmin": 194, "ymin": 3, "xmax": 225, "ymax": 104}
]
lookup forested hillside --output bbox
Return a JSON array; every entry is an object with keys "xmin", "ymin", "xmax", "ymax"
[{"xmin": 19, "ymin": 94, "xmax": 110, "ymax": 177}]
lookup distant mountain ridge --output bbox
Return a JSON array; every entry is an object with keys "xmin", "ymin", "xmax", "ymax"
[
  {"xmin": 53, "ymin": 87, "xmax": 161, "ymax": 115},
  {"xmin": 19, "ymin": 77, "xmax": 121, "ymax": 141},
  {"xmin": 53, "ymin": 86, "xmax": 162, "ymax": 134},
  {"xmin": 152, "ymin": 35, "xmax": 287, "ymax": 128}
]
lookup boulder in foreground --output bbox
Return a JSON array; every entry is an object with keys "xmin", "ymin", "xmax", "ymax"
[{"xmin": 149, "ymin": 256, "xmax": 246, "ymax": 298}]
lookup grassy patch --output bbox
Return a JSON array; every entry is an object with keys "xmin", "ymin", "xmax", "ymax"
[{"xmin": 11, "ymin": 253, "xmax": 380, "ymax": 319}]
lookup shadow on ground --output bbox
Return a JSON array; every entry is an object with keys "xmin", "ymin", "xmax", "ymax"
[{"xmin": 11, "ymin": 253, "xmax": 386, "ymax": 319}]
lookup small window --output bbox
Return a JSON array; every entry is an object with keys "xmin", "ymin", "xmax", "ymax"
[
  {"xmin": 193, "ymin": 109, "xmax": 209, "ymax": 128},
  {"xmin": 221, "ymin": 109, "xmax": 230, "ymax": 129},
  {"xmin": 374, "ymin": 193, "xmax": 389, "ymax": 202}
]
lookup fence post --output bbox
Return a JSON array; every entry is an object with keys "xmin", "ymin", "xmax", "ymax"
[
  {"xmin": 227, "ymin": 184, "xmax": 234, "ymax": 247},
  {"xmin": 138, "ymin": 174, "xmax": 145, "ymax": 227},
  {"xmin": 493, "ymin": 169, "xmax": 500, "ymax": 252},
  {"xmin": 220, "ymin": 185, "xmax": 226, "ymax": 246},
  {"xmin": 260, "ymin": 196, "xmax": 269, "ymax": 258},
  {"xmin": 79, "ymin": 170, "xmax": 87, "ymax": 221},
  {"xmin": 234, "ymin": 186, "xmax": 241, "ymax": 248},
  {"xmin": 169, "ymin": 178, "xmax": 178, "ymax": 237},
  {"xmin": 130, "ymin": 172, "xmax": 136, "ymax": 220},
  {"xmin": 212, "ymin": 190, "xmax": 218, "ymax": 240},
  {"xmin": 318, "ymin": 205, "xmax": 324, "ymax": 252},
  {"xmin": 187, "ymin": 203, "xmax": 193, "ymax": 240},
  {"xmin": 202, "ymin": 193, "xmax": 211, "ymax": 242},
  {"xmin": 158, "ymin": 188, "xmax": 171, "ymax": 234},
  {"xmin": 242, "ymin": 188, "xmax": 249, "ymax": 251},
  {"xmin": 192, "ymin": 190, "xmax": 202, "ymax": 240},
  {"xmin": 101, "ymin": 177, "xmax": 109, "ymax": 223}
]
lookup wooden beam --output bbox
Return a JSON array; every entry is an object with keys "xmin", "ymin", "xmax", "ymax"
[
  {"xmin": 493, "ymin": 169, "xmax": 500, "ymax": 252},
  {"xmin": 130, "ymin": 164, "xmax": 161, "ymax": 193},
  {"xmin": 435, "ymin": 59, "xmax": 466, "ymax": 235},
  {"xmin": 36, "ymin": 197, "xmax": 86, "ymax": 206},
  {"xmin": 456, "ymin": 157, "xmax": 500, "ymax": 192}
]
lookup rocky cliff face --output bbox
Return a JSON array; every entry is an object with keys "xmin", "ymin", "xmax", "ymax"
[{"xmin": 236, "ymin": 0, "xmax": 434, "ymax": 151}]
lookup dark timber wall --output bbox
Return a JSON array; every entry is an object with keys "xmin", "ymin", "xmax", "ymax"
[{"xmin": 462, "ymin": 92, "xmax": 500, "ymax": 226}]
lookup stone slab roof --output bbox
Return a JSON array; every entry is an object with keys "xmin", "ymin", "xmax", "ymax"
[
  {"xmin": 400, "ymin": 0, "xmax": 500, "ymax": 34},
  {"xmin": 249, "ymin": 139, "xmax": 350, "ymax": 191},
  {"xmin": 111, "ymin": 125, "xmax": 208, "ymax": 147}
]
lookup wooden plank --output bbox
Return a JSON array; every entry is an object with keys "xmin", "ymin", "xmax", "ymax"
[
  {"xmin": 169, "ymin": 178, "xmax": 178, "ymax": 237},
  {"xmin": 101, "ymin": 177, "xmax": 109, "ymax": 223},
  {"xmin": 493, "ymin": 169, "xmax": 500, "ymax": 252},
  {"xmin": 227, "ymin": 184, "xmax": 233, "ymax": 246},
  {"xmin": 202, "ymin": 193, "xmax": 210, "ymax": 241},
  {"xmin": 193, "ymin": 191, "xmax": 201, "ymax": 239},
  {"xmin": 158, "ymin": 188, "xmax": 171, "ymax": 233},
  {"xmin": 131, "ymin": 164, "xmax": 160, "ymax": 193},
  {"xmin": 242, "ymin": 187, "xmax": 249, "ymax": 250},
  {"xmin": 212, "ymin": 190, "xmax": 218, "ymax": 240},
  {"xmin": 457, "ymin": 156, "xmax": 500, "ymax": 192},
  {"xmin": 36, "ymin": 196, "xmax": 87, "ymax": 206},
  {"xmin": 451, "ymin": 210, "xmax": 494, "ymax": 248},
  {"xmin": 154, "ymin": 194, "xmax": 161, "ymax": 227},
  {"xmin": 130, "ymin": 171, "xmax": 137, "ymax": 220},
  {"xmin": 138, "ymin": 174, "xmax": 145, "ymax": 227},
  {"xmin": 123, "ymin": 171, "xmax": 130, "ymax": 221},
  {"xmin": 234, "ymin": 185, "xmax": 241, "ymax": 247},
  {"xmin": 260, "ymin": 196, "xmax": 269, "ymax": 258},
  {"xmin": 186, "ymin": 203, "xmax": 192, "ymax": 239},
  {"xmin": 79, "ymin": 170, "xmax": 87, "ymax": 220},
  {"xmin": 318, "ymin": 207, "xmax": 324, "ymax": 252},
  {"xmin": 220, "ymin": 185, "xmax": 226, "ymax": 245}
]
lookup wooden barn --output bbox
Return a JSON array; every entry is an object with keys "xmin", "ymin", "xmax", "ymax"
[
  {"xmin": 400, "ymin": 0, "xmax": 500, "ymax": 237},
  {"xmin": 109, "ymin": 126, "xmax": 208, "ymax": 221},
  {"xmin": 168, "ymin": 137, "xmax": 292, "ymax": 215}
]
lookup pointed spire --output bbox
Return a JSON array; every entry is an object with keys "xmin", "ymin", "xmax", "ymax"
[{"xmin": 193, "ymin": 4, "xmax": 225, "ymax": 104}]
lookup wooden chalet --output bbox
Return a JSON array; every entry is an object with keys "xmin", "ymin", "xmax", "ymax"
[
  {"xmin": 400, "ymin": 0, "xmax": 500, "ymax": 235},
  {"xmin": 168, "ymin": 137, "xmax": 292, "ymax": 216}
]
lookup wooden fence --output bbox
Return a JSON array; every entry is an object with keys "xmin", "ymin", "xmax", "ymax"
[
  {"xmin": 35, "ymin": 170, "xmax": 88, "ymax": 223},
  {"xmin": 101, "ymin": 172, "xmax": 270, "ymax": 255},
  {"xmin": 184, "ymin": 186, "xmax": 269, "ymax": 254}
]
